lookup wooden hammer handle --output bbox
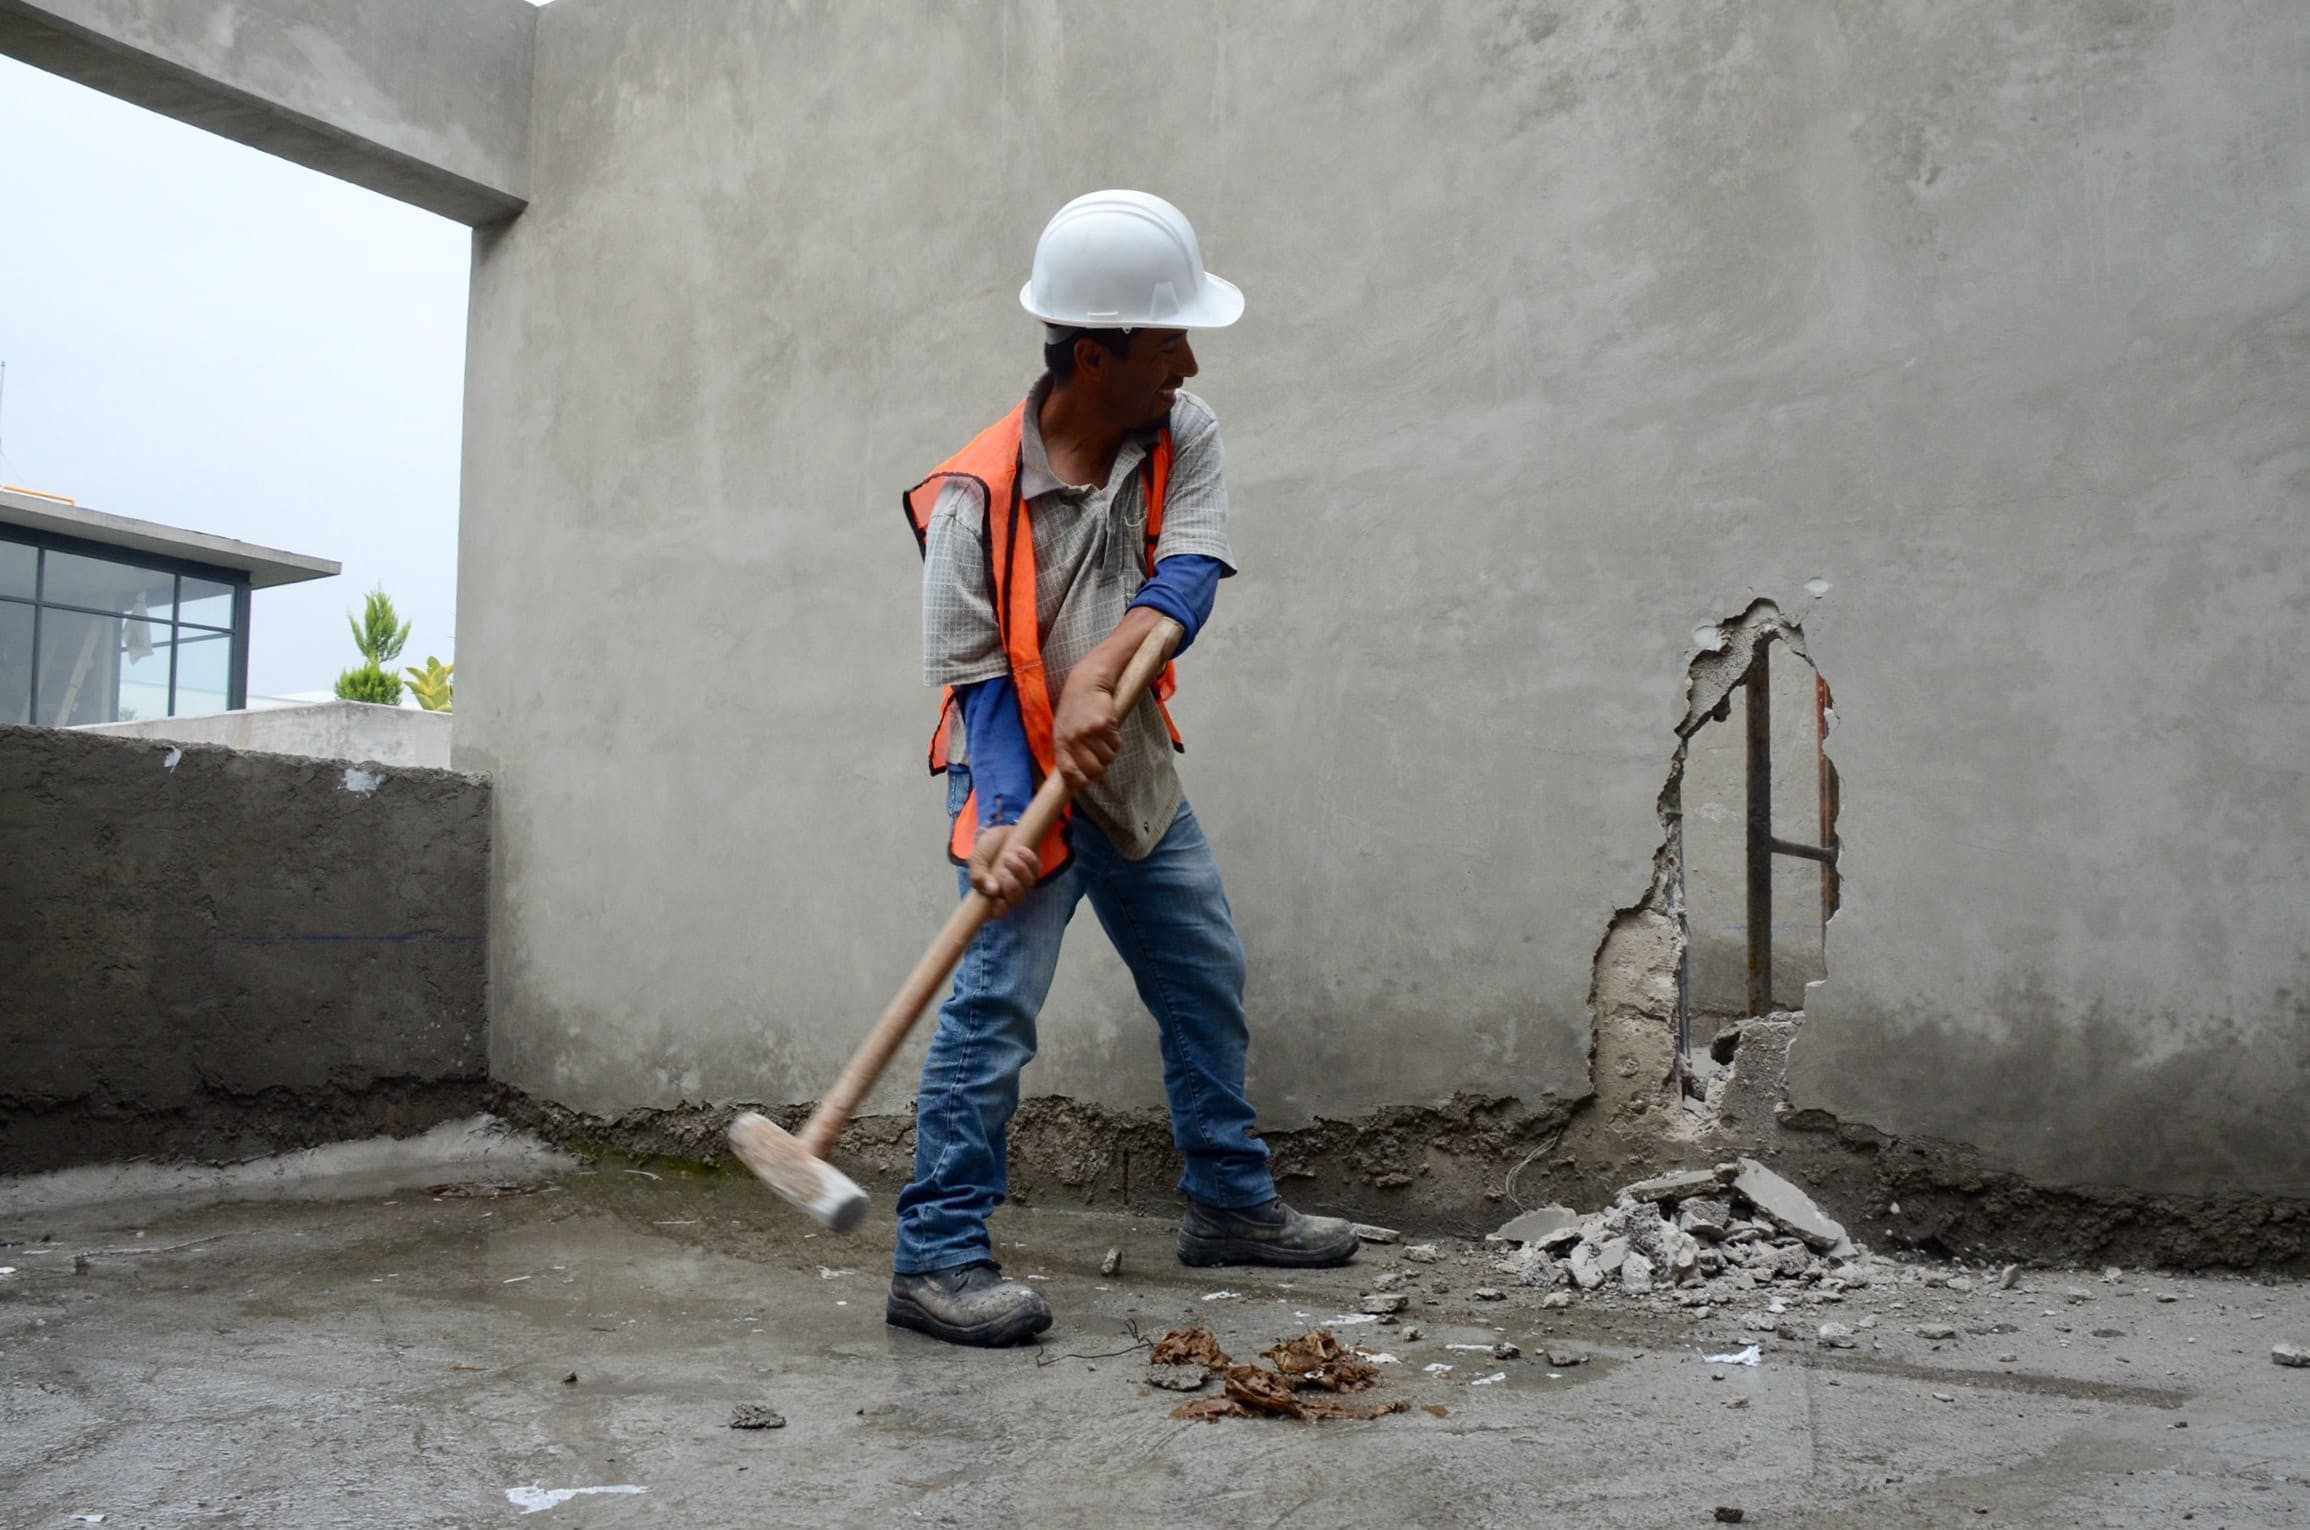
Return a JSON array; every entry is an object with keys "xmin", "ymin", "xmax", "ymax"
[{"xmin": 798, "ymin": 617, "xmax": 1183, "ymax": 1155}]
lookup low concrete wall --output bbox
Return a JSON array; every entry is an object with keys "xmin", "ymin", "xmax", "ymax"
[
  {"xmin": 0, "ymin": 0, "xmax": 534, "ymax": 224},
  {"xmin": 0, "ymin": 725, "xmax": 491, "ymax": 1172},
  {"xmin": 80, "ymin": 700, "xmax": 452, "ymax": 770}
]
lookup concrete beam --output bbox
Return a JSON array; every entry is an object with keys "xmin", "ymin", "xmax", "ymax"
[{"xmin": 0, "ymin": 0, "xmax": 533, "ymax": 225}]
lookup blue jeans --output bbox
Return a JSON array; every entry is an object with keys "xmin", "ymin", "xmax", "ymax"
[{"xmin": 893, "ymin": 766, "xmax": 1277, "ymax": 1274}]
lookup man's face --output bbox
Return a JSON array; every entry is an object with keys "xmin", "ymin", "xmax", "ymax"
[{"xmin": 1100, "ymin": 329, "xmax": 1197, "ymax": 430}]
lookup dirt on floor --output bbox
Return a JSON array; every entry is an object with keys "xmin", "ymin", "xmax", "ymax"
[{"xmin": 5, "ymin": 1128, "xmax": 2310, "ymax": 1528}]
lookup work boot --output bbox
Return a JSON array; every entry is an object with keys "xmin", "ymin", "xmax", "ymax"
[
  {"xmin": 1176, "ymin": 1197, "xmax": 1360, "ymax": 1268},
  {"xmin": 885, "ymin": 1261, "xmax": 1053, "ymax": 1347}
]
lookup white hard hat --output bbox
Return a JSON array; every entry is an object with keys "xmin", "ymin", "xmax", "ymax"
[{"xmin": 1020, "ymin": 189, "xmax": 1244, "ymax": 331}]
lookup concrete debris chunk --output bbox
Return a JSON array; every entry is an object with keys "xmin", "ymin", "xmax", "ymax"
[
  {"xmin": 728, "ymin": 1405, "xmax": 786, "ymax": 1430},
  {"xmin": 1947, "ymin": 1275, "xmax": 1974, "ymax": 1294},
  {"xmin": 1100, "ymin": 1247, "xmax": 1121, "ymax": 1277},
  {"xmin": 1621, "ymin": 1168, "xmax": 1721, "ymax": 1204},
  {"xmin": 1352, "ymin": 1223, "xmax": 1400, "ymax": 1245},
  {"xmin": 1817, "ymin": 1321, "xmax": 1857, "ymax": 1349},
  {"xmin": 1771, "ymin": 1243, "xmax": 1815, "ymax": 1281},
  {"xmin": 1917, "ymin": 1325, "xmax": 1957, "ymax": 1341},
  {"xmin": 1402, "ymin": 1243, "xmax": 1444, "ymax": 1264},
  {"xmin": 1594, "ymin": 1237, "xmax": 1631, "ymax": 1277},
  {"xmin": 1621, "ymin": 1252, "xmax": 1655, "ymax": 1294},
  {"xmin": 1731, "ymin": 1158, "xmax": 1852, "ymax": 1254},
  {"xmin": 1678, "ymin": 1197, "xmax": 1733, "ymax": 1241},
  {"xmin": 1715, "ymin": 1509, "xmax": 1745, "ymax": 1524},
  {"xmin": 1541, "ymin": 1292, "xmax": 1572, "ymax": 1310},
  {"xmin": 1146, "ymin": 1362, "xmax": 1211, "ymax": 1392},
  {"xmin": 2273, "ymin": 1343, "xmax": 2310, "ymax": 1368},
  {"xmin": 1491, "ymin": 1342, "xmax": 1520, "ymax": 1360},
  {"xmin": 1360, "ymin": 1293, "xmax": 1410, "ymax": 1315},
  {"xmin": 2064, "ymin": 1288, "xmax": 2094, "ymax": 1304},
  {"xmin": 1998, "ymin": 1263, "xmax": 2021, "ymax": 1290},
  {"xmin": 1487, "ymin": 1205, "xmax": 1580, "ymax": 1246},
  {"xmin": 1473, "ymin": 1287, "xmax": 1505, "ymax": 1301},
  {"xmin": 1543, "ymin": 1348, "xmax": 1588, "ymax": 1367},
  {"xmin": 1569, "ymin": 1244, "xmax": 1606, "ymax": 1291},
  {"xmin": 1493, "ymin": 1243, "xmax": 1557, "ymax": 1288},
  {"xmin": 1621, "ymin": 1201, "xmax": 1670, "ymax": 1261}
]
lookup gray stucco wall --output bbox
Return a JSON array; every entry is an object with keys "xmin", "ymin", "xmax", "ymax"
[
  {"xmin": 0, "ymin": 0, "xmax": 533, "ymax": 223},
  {"xmin": 0, "ymin": 726, "xmax": 491, "ymax": 1172},
  {"xmin": 451, "ymin": 1, "xmax": 2308, "ymax": 1202}
]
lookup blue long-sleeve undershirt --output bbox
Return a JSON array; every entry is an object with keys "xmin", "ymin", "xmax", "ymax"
[{"xmin": 955, "ymin": 554, "xmax": 1223, "ymax": 829}]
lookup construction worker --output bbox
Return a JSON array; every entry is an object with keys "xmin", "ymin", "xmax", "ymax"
[{"xmin": 890, "ymin": 190, "xmax": 1359, "ymax": 1347}]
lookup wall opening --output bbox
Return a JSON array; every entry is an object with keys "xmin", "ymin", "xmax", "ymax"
[{"xmin": 1672, "ymin": 610, "xmax": 1839, "ymax": 1092}]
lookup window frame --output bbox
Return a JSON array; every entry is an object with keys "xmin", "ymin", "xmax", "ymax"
[{"xmin": 0, "ymin": 524, "xmax": 252, "ymax": 723}]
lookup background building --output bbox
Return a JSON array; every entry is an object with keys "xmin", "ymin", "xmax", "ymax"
[{"xmin": 0, "ymin": 485, "xmax": 335, "ymax": 727}]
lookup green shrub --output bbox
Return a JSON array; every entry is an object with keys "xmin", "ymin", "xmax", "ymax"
[{"xmin": 335, "ymin": 663, "xmax": 403, "ymax": 706}]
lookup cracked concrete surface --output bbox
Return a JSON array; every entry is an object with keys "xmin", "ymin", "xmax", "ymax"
[{"xmin": 5, "ymin": 1137, "xmax": 2308, "ymax": 1528}]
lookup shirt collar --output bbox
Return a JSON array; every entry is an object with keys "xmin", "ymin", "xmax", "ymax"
[{"xmin": 1018, "ymin": 373, "xmax": 1154, "ymax": 501}]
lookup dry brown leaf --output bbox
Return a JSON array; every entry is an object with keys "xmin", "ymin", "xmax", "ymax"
[
  {"xmin": 1223, "ymin": 1363, "xmax": 1304, "ymax": 1416},
  {"xmin": 1148, "ymin": 1325, "xmax": 1232, "ymax": 1370},
  {"xmin": 1164, "ymin": 1330, "xmax": 1409, "ymax": 1423},
  {"xmin": 1264, "ymin": 1329, "xmax": 1380, "ymax": 1392}
]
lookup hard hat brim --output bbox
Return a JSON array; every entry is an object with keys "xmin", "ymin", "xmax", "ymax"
[{"xmin": 1019, "ymin": 271, "xmax": 1244, "ymax": 331}]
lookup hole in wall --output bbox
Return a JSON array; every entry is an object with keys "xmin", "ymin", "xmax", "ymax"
[{"xmin": 1678, "ymin": 633, "xmax": 1839, "ymax": 1029}]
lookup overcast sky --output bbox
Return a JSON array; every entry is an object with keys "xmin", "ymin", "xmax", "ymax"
[{"xmin": 0, "ymin": 53, "xmax": 470, "ymax": 701}]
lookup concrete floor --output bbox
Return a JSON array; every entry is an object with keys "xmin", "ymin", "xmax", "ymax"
[{"xmin": 4, "ymin": 1135, "xmax": 2308, "ymax": 1529}]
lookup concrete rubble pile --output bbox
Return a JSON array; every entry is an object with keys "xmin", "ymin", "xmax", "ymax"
[{"xmin": 1488, "ymin": 1158, "xmax": 1862, "ymax": 1306}]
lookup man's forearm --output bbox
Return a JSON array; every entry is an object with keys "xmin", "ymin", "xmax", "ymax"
[{"xmin": 1069, "ymin": 604, "xmax": 1169, "ymax": 699}]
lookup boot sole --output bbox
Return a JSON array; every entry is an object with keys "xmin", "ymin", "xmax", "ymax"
[
  {"xmin": 884, "ymin": 1293, "xmax": 1053, "ymax": 1348},
  {"xmin": 1176, "ymin": 1230, "xmax": 1361, "ymax": 1269}
]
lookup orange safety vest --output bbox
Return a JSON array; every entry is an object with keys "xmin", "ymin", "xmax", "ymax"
[{"xmin": 904, "ymin": 398, "xmax": 1183, "ymax": 877}]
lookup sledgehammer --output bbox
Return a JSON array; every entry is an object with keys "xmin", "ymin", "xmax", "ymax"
[{"xmin": 728, "ymin": 617, "xmax": 1184, "ymax": 1231}]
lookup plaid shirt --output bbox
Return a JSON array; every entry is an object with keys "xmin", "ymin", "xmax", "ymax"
[{"xmin": 921, "ymin": 376, "xmax": 1235, "ymax": 858}]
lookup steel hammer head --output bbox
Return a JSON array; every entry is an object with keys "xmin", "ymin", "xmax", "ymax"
[{"xmin": 727, "ymin": 1112, "xmax": 870, "ymax": 1233}]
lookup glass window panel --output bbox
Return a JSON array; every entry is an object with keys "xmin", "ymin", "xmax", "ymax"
[
  {"xmin": 0, "ymin": 540, "xmax": 34, "ymax": 599},
  {"xmin": 178, "ymin": 575, "xmax": 236, "ymax": 629},
  {"xmin": 0, "ymin": 600, "xmax": 32, "ymax": 724},
  {"xmin": 173, "ymin": 628, "xmax": 233, "ymax": 717},
  {"xmin": 41, "ymin": 549, "xmax": 176, "ymax": 621},
  {"xmin": 36, "ymin": 607, "xmax": 123, "ymax": 726},
  {"xmin": 116, "ymin": 623, "xmax": 172, "ymax": 723}
]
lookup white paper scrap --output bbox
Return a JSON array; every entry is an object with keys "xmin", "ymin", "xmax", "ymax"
[
  {"xmin": 1703, "ymin": 1344, "xmax": 1763, "ymax": 1366},
  {"xmin": 1469, "ymin": 1371, "xmax": 1508, "ymax": 1386},
  {"xmin": 506, "ymin": 1485, "xmax": 645, "ymax": 1515}
]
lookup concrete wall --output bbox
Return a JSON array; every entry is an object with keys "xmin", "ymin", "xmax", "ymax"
[
  {"xmin": 0, "ymin": 0, "xmax": 534, "ymax": 223},
  {"xmin": 449, "ymin": 1, "xmax": 2310, "ymax": 1203},
  {"xmin": 0, "ymin": 725, "xmax": 490, "ymax": 1172},
  {"xmin": 80, "ymin": 700, "xmax": 453, "ymax": 770}
]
